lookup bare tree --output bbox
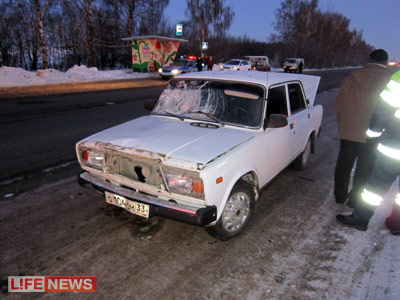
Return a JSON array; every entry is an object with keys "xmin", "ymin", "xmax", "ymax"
[
  {"xmin": 33, "ymin": 0, "xmax": 51, "ymax": 68},
  {"xmin": 272, "ymin": 0, "xmax": 373, "ymax": 68},
  {"xmin": 185, "ymin": 0, "xmax": 234, "ymax": 55}
]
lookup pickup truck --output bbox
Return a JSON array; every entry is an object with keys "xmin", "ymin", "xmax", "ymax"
[{"xmin": 77, "ymin": 71, "xmax": 322, "ymax": 240}]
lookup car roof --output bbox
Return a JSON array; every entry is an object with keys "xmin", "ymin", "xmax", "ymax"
[
  {"xmin": 175, "ymin": 71, "xmax": 320, "ymax": 105},
  {"xmin": 176, "ymin": 70, "xmax": 300, "ymax": 86}
]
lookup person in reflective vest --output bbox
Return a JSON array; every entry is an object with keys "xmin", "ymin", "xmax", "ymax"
[{"xmin": 336, "ymin": 70, "xmax": 400, "ymax": 235}]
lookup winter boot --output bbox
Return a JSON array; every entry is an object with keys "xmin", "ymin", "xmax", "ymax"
[{"xmin": 336, "ymin": 212, "xmax": 369, "ymax": 231}]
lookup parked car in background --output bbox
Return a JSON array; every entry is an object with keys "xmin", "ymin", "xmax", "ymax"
[
  {"xmin": 283, "ymin": 58, "xmax": 305, "ymax": 73},
  {"xmin": 242, "ymin": 56, "xmax": 270, "ymax": 67},
  {"xmin": 251, "ymin": 61, "xmax": 271, "ymax": 72},
  {"xmin": 159, "ymin": 59, "xmax": 197, "ymax": 79},
  {"xmin": 77, "ymin": 71, "xmax": 322, "ymax": 240},
  {"xmin": 221, "ymin": 59, "xmax": 251, "ymax": 71}
]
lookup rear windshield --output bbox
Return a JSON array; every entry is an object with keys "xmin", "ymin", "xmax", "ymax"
[
  {"xmin": 172, "ymin": 60, "xmax": 189, "ymax": 67},
  {"xmin": 225, "ymin": 60, "xmax": 241, "ymax": 65}
]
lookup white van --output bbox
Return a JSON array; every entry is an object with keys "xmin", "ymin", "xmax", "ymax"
[
  {"xmin": 242, "ymin": 56, "xmax": 270, "ymax": 66},
  {"xmin": 283, "ymin": 58, "xmax": 305, "ymax": 73}
]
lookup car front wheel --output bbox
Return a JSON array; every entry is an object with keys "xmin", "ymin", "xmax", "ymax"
[{"xmin": 205, "ymin": 181, "xmax": 255, "ymax": 241}]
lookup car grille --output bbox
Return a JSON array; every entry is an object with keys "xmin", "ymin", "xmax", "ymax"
[{"xmin": 104, "ymin": 150, "xmax": 162, "ymax": 188}]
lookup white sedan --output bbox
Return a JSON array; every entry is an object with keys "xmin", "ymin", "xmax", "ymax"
[
  {"xmin": 76, "ymin": 71, "xmax": 322, "ymax": 240},
  {"xmin": 221, "ymin": 59, "xmax": 251, "ymax": 71}
]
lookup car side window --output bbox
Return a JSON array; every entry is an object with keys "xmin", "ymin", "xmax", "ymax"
[
  {"xmin": 266, "ymin": 85, "xmax": 288, "ymax": 119},
  {"xmin": 288, "ymin": 83, "xmax": 306, "ymax": 114}
]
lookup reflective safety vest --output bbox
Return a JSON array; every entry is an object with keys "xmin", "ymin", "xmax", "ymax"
[
  {"xmin": 361, "ymin": 188, "xmax": 400, "ymax": 207},
  {"xmin": 380, "ymin": 72, "xmax": 400, "ymax": 108},
  {"xmin": 366, "ymin": 70, "xmax": 400, "ymax": 160}
]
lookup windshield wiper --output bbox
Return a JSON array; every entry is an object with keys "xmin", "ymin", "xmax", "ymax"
[
  {"xmin": 187, "ymin": 111, "xmax": 224, "ymax": 126},
  {"xmin": 152, "ymin": 112, "xmax": 184, "ymax": 121}
]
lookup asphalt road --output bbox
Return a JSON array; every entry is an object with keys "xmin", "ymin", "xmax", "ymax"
[
  {"xmin": 1, "ymin": 85, "xmax": 399, "ymax": 299},
  {"xmin": 0, "ymin": 69, "xmax": 350, "ymax": 182}
]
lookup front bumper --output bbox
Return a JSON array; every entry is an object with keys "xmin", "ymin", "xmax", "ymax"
[{"xmin": 78, "ymin": 172, "xmax": 217, "ymax": 226}]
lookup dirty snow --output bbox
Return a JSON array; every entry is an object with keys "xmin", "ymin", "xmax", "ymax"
[{"xmin": 0, "ymin": 65, "xmax": 154, "ymax": 87}]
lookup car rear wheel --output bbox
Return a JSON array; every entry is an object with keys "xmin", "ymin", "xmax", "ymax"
[
  {"xmin": 205, "ymin": 181, "xmax": 255, "ymax": 241},
  {"xmin": 293, "ymin": 137, "xmax": 312, "ymax": 170}
]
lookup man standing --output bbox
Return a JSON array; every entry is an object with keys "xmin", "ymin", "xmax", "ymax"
[
  {"xmin": 334, "ymin": 49, "xmax": 392, "ymax": 207},
  {"xmin": 196, "ymin": 56, "xmax": 203, "ymax": 72},
  {"xmin": 337, "ymin": 70, "xmax": 400, "ymax": 235}
]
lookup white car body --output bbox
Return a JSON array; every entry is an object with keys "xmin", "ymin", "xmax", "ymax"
[
  {"xmin": 221, "ymin": 59, "xmax": 251, "ymax": 71},
  {"xmin": 77, "ymin": 71, "xmax": 322, "ymax": 240}
]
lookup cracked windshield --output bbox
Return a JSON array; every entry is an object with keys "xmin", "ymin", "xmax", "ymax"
[{"xmin": 152, "ymin": 79, "xmax": 265, "ymax": 127}]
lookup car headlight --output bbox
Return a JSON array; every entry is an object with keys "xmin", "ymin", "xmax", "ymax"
[
  {"xmin": 80, "ymin": 148, "xmax": 105, "ymax": 170},
  {"xmin": 158, "ymin": 68, "xmax": 163, "ymax": 73},
  {"xmin": 171, "ymin": 69, "xmax": 179, "ymax": 75},
  {"xmin": 219, "ymin": 65, "xmax": 224, "ymax": 70},
  {"xmin": 233, "ymin": 66, "xmax": 237, "ymax": 70},
  {"xmin": 164, "ymin": 169, "xmax": 204, "ymax": 198}
]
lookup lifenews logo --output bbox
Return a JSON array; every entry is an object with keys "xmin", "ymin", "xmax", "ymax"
[{"xmin": 8, "ymin": 276, "xmax": 97, "ymax": 292}]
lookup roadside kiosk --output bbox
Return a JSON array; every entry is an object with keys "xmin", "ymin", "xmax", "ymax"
[{"xmin": 122, "ymin": 35, "xmax": 188, "ymax": 73}]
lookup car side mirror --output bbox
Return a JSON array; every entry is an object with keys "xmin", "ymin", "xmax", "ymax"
[
  {"xmin": 265, "ymin": 114, "xmax": 288, "ymax": 129},
  {"xmin": 144, "ymin": 99, "xmax": 157, "ymax": 111}
]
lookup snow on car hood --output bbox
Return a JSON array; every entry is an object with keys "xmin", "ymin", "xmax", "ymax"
[{"xmin": 81, "ymin": 116, "xmax": 256, "ymax": 170}]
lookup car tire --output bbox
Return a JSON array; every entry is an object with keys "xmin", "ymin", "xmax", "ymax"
[
  {"xmin": 293, "ymin": 137, "xmax": 312, "ymax": 170},
  {"xmin": 205, "ymin": 181, "xmax": 255, "ymax": 241}
]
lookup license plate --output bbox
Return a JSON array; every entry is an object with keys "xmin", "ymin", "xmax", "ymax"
[{"xmin": 105, "ymin": 191, "xmax": 149, "ymax": 218}]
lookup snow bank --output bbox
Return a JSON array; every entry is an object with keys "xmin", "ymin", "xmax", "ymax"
[{"xmin": 0, "ymin": 65, "xmax": 154, "ymax": 87}]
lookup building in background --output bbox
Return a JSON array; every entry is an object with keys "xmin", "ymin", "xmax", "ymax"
[{"xmin": 122, "ymin": 36, "xmax": 188, "ymax": 73}]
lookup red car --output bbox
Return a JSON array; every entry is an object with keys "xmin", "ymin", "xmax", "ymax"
[{"xmin": 251, "ymin": 61, "xmax": 271, "ymax": 72}]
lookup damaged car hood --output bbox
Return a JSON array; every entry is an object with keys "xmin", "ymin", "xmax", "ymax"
[{"xmin": 81, "ymin": 116, "xmax": 256, "ymax": 169}]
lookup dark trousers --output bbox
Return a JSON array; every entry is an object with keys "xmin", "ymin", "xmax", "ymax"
[
  {"xmin": 355, "ymin": 152, "xmax": 400, "ymax": 222},
  {"xmin": 334, "ymin": 139, "xmax": 377, "ymax": 204}
]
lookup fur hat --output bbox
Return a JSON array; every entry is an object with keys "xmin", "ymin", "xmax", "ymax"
[{"xmin": 368, "ymin": 49, "xmax": 389, "ymax": 65}]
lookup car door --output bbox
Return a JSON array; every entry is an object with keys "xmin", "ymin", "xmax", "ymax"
[
  {"xmin": 287, "ymin": 82, "xmax": 310, "ymax": 157},
  {"xmin": 258, "ymin": 84, "xmax": 294, "ymax": 185},
  {"xmin": 189, "ymin": 61, "xmax": 196, "ymax": 72},
  {"xmin": 238, "ymin": 61, "xmax": 248, "ymax": 71}
]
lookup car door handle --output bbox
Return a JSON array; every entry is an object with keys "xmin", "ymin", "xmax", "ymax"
[{"xmin": 290, "ymin": 123, "xmax": 294, "ymax": 129}]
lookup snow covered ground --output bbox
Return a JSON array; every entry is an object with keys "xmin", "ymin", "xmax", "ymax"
[
  {"xmin": 0, "ymin": 65, "xmax": 337, "ymax": 88},
  {"xmin": 0, "ymin": 65, "xmax": 155, "ymax": 87}
]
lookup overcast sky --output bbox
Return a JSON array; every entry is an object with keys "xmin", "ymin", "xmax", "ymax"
[{"xmin": 164, "ymin": 0, "xmax": 400, "ymax": 60}]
